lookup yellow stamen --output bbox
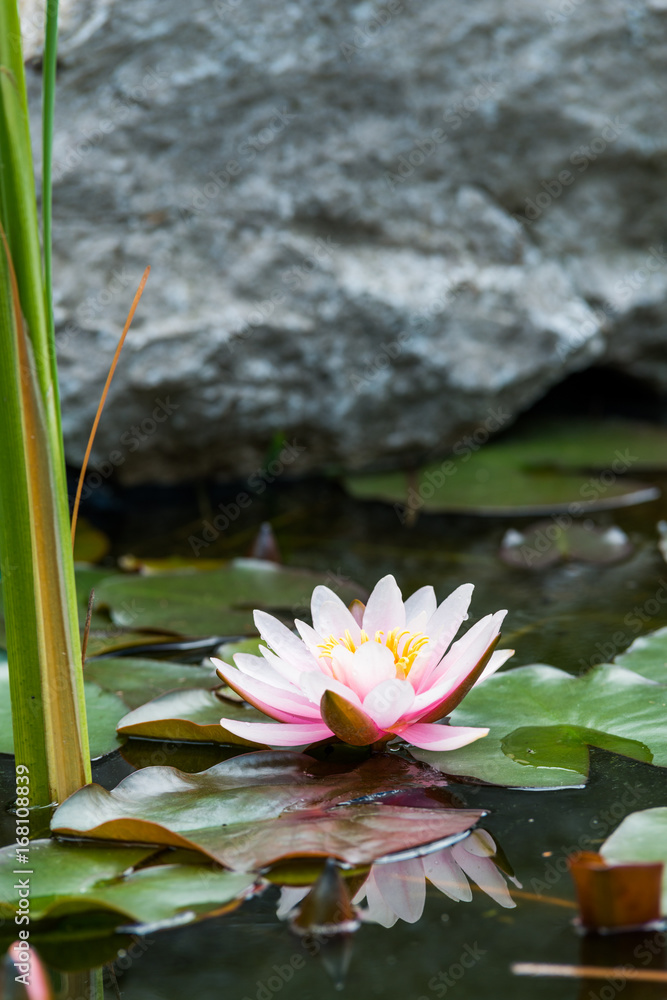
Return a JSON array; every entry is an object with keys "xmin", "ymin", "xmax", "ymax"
[{"xmin": 317, "ymin": 626, "xmax": 429, "ymax": 679}]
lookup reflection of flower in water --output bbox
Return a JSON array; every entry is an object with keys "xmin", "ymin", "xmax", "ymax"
[{"xmin": 278, "ymin": 832, "xmax": 520, "ymax": 929}]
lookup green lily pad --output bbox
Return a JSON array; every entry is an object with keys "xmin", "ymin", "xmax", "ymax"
[
  {"xmin": 116, "ymin": 687, "xmax": 269, "ymax": 744},
  {"xmin": 0, "ymin": 839, "xmax": 254, "ymax": 931},
  {"xmin": 412, "ymin": 664, "xmax": 667, "ymax": 787},
  {"xmin": 501, "ymin": 724, "xmax": 653, "ymax": 771},
  {"xmin": 51, "ymin": 752, "xmax": 483, "ymax": 870},
  {"xmin": 601, "ymin": 807, "xmax": 667, "ymax": 914},
  {"xmin": 614, "ymin": 627, "xmax": 667, "ymax": 684},
  {"xmin": 344, "ymin": 419, "xmax": 663, "ymax": 516},
  {"xmin": 94, "ymin": 560, "xmax": 366, "ymax": 637},
  {"xmin": 84, "ymin": 657, "xmax": 220, "ymax": 710},
  {"xmin": 0, "ymin": 663, "xmax": 127, "ymax": 759}
]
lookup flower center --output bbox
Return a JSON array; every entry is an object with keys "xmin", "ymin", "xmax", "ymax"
[{"xmin": 318, "ymin": 627, "xmax": 429, "ymax": 680}]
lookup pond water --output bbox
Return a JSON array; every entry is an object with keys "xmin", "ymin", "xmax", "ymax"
[{"xmin": 3, "ymin": 447, "xmax": 667, "ymax": 999}]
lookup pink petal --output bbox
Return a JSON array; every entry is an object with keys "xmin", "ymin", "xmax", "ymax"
[
  {"xmin": 254, "ymin": 611, "xmax": 320, "ymax": 672},
  {"xmin": 362, "ymin": 575, "xmax": 406, "ymax": 635},
  {"xmin": 232, "ymin": 651, "xmax": 303, "ymax": 693},
  {"xmin": 410, "ymin": 584, "xmax": 474, "ymax": 690},
  {"xmin": 299, "ymin": 669, "xmax": 363, "ymax": 709},
  {"xmin": 423, "ymin": 849, "xmax": 472, "ymax": 901},
  {"xmin": 403, "ymin": 585, "xmax": 437, "ymax": 631},
  {"xmin": 357, "ymin": 871, "xmax": 400, "ymax": 927},
  {"xmin": 220, "ymin": 718, "xmax": 335, "ymax": 746},
  {"xmin": 311, "ymin": 588, "xmax": 361, "ymax": 642},
  {"xmin": 370, "ymin": 858, "xmax": 426, "ymax": 923},
  {"xmin": 276, "ymin": 886, "xmax": 310, "ymax": 920},
  {"xmin": 476, "ymin": 648, "xmax": 514, "ymax": 684},
  {"xmin": 350, "ymin": 599, "xmax": 365, "ymax": 626},
  {"xmin": 399, "ymin": 722, "xmax": 489, "ymax": 751},
  {"xmin": 346, "ymin": 641, "xmax": 398, "ymax": 700},
  {"xmin": 451, "ymin": 842, "xmax": 517, "ymax": 909},
  {"xmin": 213, "ymin": 660, "xmax": 321, "ymax": 722},
  {"xmin": 363, "ymin": 679, "xmax": 415, "ymax": 728},
  {"xmin": 294, "ymin": 619, "xmax": 326, "ymax": 656},
  {"xmin": 258, "ymin": 646, "xmax": 311, "ymax": 686}
]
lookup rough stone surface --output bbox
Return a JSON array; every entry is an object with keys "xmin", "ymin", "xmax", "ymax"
[{"xmin": 20, "ymin": 0, "xmax": 667, "ymax": 482}]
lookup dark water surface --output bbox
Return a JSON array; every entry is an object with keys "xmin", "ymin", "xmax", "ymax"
[{"xmin": 4, "ymin": 469, "xmax": 667, "ymax": 999}]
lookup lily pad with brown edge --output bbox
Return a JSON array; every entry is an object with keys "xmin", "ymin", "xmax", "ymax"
[
  {"xmin": 116, "ymin": 687, "xmax": 269, "ymax": 745},
  {"xmin": 601, "ymin": 807, "xmax": 667, "ymax": 915},
  {"xmin": 51, "ymin": 751, "xmax": 485, "ymax": 870},
  {"xmin": 84, "ymin": 657, "xmax": 220, "ymax": 710},
  {"xmin": 411, "ymin": 663, "xmax": 667, "ymax": 788},
  {"xmin": 93, "ymin": 559, "xmax": 366, "ymax": 637},
  {"xmin": 0, "ymin": 839, "xmax": 256, "ymax": 933},
  {"xmin": 0, "ymin": 662, "xmax": 127, "ymax": 759}
]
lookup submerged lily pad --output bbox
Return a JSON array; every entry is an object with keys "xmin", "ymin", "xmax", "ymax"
[
  {"xmin": 116, "ymin": 687, "xmax": 269, "ymax": 744},
  {"xmin": 94, "ymin": 560, "xmax": 366, "ymax": 637},
  {"xmin": 412, "ymin": 663, "xmax": 667, "ymax": 787},
  {"xmin": 0, "ymin": 663, "xmax": 127, "ymax": 759},
  {"xmin": 51, "ymin": 752, "xmax": 484, "ymax": 870},
  {"xmin": 601, "ymin": 808, "xmax": 667, "ymax": 914},
  {"xmin": 73, "ymin": 519, "xmax": 111, "ymax": 565},
  {"xmin": 344, "ymin": 419, "xmax": 663, "ymax": 516},
  {"xmin": 499, "ymin": 521, "xmax": 634, "ymax": 570},
  {"xmin": 0, "ymin": 839, "xmax": 255, "ymax": 932}
]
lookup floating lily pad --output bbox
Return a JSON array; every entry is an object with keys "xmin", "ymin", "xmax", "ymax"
[
  {"xmin": 412, "ymin": 663, "xmax": 667, "ymax": 787},
  {"xmin": 116, "ymin": 687, "xmax": 269, "ymax": 744},
  {"xmin": 51, "ymin": 752, "xmax": 484, "ymax": 870},
  {"xmin": 94, "ymin": 560, "xmax": 366, "ymax": 638},
  {"xmin": 0, "ymin": 663, "xmax": 127, "ymax": 759},
  {"xmin": 0, "ymin": 839, "xmax": 255, "ymax": 932},
  {"xmin": 344, "ymin": 419, "xmax": 663, "ymax": 516},
  {"xmin": 601, "ymin": 808, "xmax": 667, "ymax": 914},
  {"xmin": 84, "ymin": 657, "xmax": 220, "ymax": 710},
  {"xmin": 614, "ymin": 628, "xmax": 667, "ymax": 684},
  {"xmin": 499, "ymin": 521, "xmax": 634, "ymax": 570}
]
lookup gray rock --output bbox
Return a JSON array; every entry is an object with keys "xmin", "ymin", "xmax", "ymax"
[{"xmin": 21, "ymin": 0, "xmax": 667, "ymax": 483}]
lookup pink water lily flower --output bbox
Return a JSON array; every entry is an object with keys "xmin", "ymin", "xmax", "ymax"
[{"xmin": 213, "ymin": 574, "xmax": 513, "ymax": 751}]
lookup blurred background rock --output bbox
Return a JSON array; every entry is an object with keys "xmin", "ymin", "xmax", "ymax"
[{"xmin": 19, "ymin": 0, "xmax": 667, "ymax": 483}]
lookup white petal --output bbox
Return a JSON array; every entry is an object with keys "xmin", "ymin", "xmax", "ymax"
[
  {"xmin": 423, "ymin": 850, "xmax": 472, "ymax": 902},
  {"xmin": 357, "ymin": 871, "xmax": 400, "ymax": 928},
  {"xmin": 370, "ymin": 859, "xmax": 426, "ymax": 924},
  {"xmin": 451, "ymin": 842, "xmax": 517, "ymax": 908},
  {"xmin": 476, "ymin": 648, "xmax": 514, "ymax": 684},
  {"xmin": 299, "ymin": 669, "xmax": 363, "ymax": 708},
  {"xmin": 254, "ymin": 611, "xmax": 319, "ymax": 672},
  {"xmin": 465, "ymin": 830, "xmax": 496, "ymax": 857},
  {"xmin": 294, "ymin": 619, "xmax": 325, "ymax": 655},
  {"xmin": 311, "ymin": 588, "xmax": 361, "ymax": 642},
  {"xmin": 411, "ymin": 584, "xmax": 474, "ymax": 689},
  {"xmin": 276, "ymin": 886, "xmax": 310, "ymax": 920},
  {"xmin": 362, "ymin": 575, "xmax": 406, "ymax": 635},
  {"xmin": 403, "ymin": 585, "xmax": 437, "ymax": 629},
  {"xmin": 233, "ymin": 652, "xmax": 300, "ymax": 692},
  {"xmin": 346, "ymin": 640, "xmax": 398, "ymax": 699},
  {"xmin": 363, "ymin": 679, "xmax": 415, "ymax": 729}
]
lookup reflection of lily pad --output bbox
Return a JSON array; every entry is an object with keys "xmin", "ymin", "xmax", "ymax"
[
  {"xmin": 0, "ymin": 663, "xmax": 126, "ymax": 759},
  {"xmin": 0, "ymin": 839, "xmax": 254, "ymax": 932},
  {"xmin": 601, "ymin": 808, "xmax": 667, "ymax": 914},
  {"xmin": 94, "ymin": 560, "xmax": 366, "ymax": 637},
  {"xmin": 344, "ymin": 419, "xmax": 664, "ymax": 516},
  {"xmin": 412, "ymin": 664, "xmax": 667, "ymax": 787},
  {"xmin": 52, "ymin": 752, "xmax": 484, "ymax": 870},
  {"xmin": 117, "ymin": 688, "xmax": 269, "ymax": 745}
]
